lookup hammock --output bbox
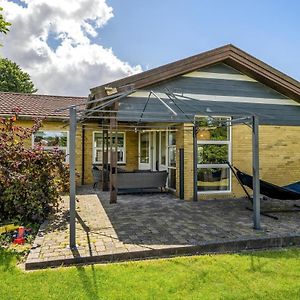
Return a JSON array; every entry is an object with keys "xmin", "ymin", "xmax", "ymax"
[{"xmin": 236, "ymin": 169, "xmax": 300, "ymax": 200}]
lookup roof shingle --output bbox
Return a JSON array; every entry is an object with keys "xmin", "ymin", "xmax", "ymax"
[{"xmin": 0, "ymin": 92, "xmax": 86, "ymax": 118}]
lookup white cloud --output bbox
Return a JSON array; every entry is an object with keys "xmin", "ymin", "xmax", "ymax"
[{"xmin": 0, "ymin": 0, "xmax": 142, "ymax": 96}]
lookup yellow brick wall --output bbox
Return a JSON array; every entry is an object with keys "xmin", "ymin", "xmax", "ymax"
[
  {"xmin": 175, "ymin": 124, "xmax": 194, "ymax": 200},
  {"xmin": 125, "ymin": 131, "xmax": 139, "ymax": 171},
  {"xmin": 82, "ymin": 124, "xmax": 98, "ymax": 184},
  {"xmin": 232, "ymin": 125, "xmax": 300, "ymax": 198}
]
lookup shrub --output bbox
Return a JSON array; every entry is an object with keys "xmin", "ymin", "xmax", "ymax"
[{"xmin": 0, "ymin": 111, "xmax": 69, "ymax": 223}]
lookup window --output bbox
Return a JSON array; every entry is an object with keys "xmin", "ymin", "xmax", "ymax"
[
  {"xmin": 168, "ymin": 131, "xmax": 176, "ymax": 190},
  {"xmin": 140, "ymin": 132, "xmax": 150, "ymax": 164},
  {"xmin": 160, "ymin": 131, "xmax": 167, "ymax": 166},
  {"xmin": 33, "ymin": 131, "xmax": 68, "ymax": 161},
  {"xmin": 196, "ymin": 117, "xmax": 231, "ymax": 193},
  {"xmin": 93, "ymin": 132, "xmax": 126, "ymax": 164}
]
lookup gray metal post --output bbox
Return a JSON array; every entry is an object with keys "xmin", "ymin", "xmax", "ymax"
[
  {"xmin": 109, "ymin": 102, "xmax": 118, "ymax": 203},
  {"xmin": 193, "ymin": 125, "xmax": 198, "ymax": 202},
  {"xmin": 252, "ymin": 115, "xmax": 261, "ymax": 230},
  {"xmin": 69, "ymin": 106, "xmax": 77, "ymax": 248}
]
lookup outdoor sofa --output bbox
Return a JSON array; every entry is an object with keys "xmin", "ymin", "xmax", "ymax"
[{"xmin": 92, "ymin": 166, "xmax": 168, "ymax": 193}]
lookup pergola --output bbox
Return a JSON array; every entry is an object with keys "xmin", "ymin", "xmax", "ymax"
[
  {"xmin": 55, "ymin": 45, "xmax": 300, "ymax": 250},
  {"xmin": 60, "ymin": 88, "xmax": 270, "ymax": 249}
]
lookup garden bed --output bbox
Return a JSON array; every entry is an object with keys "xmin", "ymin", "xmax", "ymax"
[{"xmin": 0, "ymin": 222, "xmax": 39, "ymax": 262}]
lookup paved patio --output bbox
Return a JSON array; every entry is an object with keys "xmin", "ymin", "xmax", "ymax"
[{"xmin": 26, "ymin": 187, "xmax": 300, "ymax": 269}]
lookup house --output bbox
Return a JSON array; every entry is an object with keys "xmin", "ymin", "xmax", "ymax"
[
  {"xmin": 1, "ymin": 44, "xmax": 300, "ymax": 201},
  {"xmin": 0, "ymin": 92, "xmax": 87, "ymax": 185}
]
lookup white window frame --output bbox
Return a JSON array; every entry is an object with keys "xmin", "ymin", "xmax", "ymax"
[
  {"xmin": 196, "ymin": 117, "xmax": 232, "ymax": 194},
  {"xmin": 159, "ymin": 131, "xmax": 168, "ymax": 170},
  {"xmin": 138, "ymin": 131, "xmax": 152, "ymax": 170},
  {"xmin": 167, "ymin": 130, "xmax": 176, "ymax": 191},
  {"xmin": 32, "ymin": 130, "xmax": 69, "ymax": 163},
  {"xmin": 93, "ymin": 131, "xmax": 126, "ymax": 164}
]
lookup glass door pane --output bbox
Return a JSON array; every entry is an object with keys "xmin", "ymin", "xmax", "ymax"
[
  {"xmin": 167, "ymin": 131, "xmax": 176, "ymax": 190},
  {"xmin": 159, "ymin": 131, "xmax": 167, "ymax": 170},
  {"xmin": 139, "ymin": 132, "xmax": 150, "ymax": 170}
]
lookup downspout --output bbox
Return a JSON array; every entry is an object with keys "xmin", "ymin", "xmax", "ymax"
[
  {"xmin": 193, "ymin": 124, "xmax": 198, "ymax": 201},
  {"xmin": 81, "ymin": 124, "xmax": 85, "ymax": 185}
]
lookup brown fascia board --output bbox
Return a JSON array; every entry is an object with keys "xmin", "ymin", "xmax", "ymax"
[
  {"xmin": 90, "ymin": 44, "xmax": 232, "ymax": 97},
  {"xmin": 225, "ymin": 46, "xmax": 300, "ymax": 101},
  {"xmin": 90, "ymin": 44, "xmax": 300, "ymax": 102}
]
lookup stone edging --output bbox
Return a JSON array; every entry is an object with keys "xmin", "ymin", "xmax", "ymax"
[{"xmin": 25, "ymin": 234, "xmax": 300, "ymax": 270}]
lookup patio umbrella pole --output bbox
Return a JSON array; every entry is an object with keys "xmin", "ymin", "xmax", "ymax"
[
  {"xmin": 252, "ymin": 115, "xmax": 261, "ymax": 230},
  {"xmin": 69, "ymin": 106, "xmax": 77, "ymax": 249}
]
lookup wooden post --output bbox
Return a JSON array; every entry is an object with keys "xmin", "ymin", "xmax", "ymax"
[
  {"xmin": 110, "ymin": 102, "xmax": 118, "ymax": 203},
  {"xmin": 102, "ymin": 128, "xmax": 109, "ymax": 191}
]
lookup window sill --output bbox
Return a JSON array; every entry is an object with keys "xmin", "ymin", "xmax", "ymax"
[
  {"xmin": 92, "ymin": 162, "xmax": 126, "ymax": 166},
  {"xmin": 197, "ymin": 190, "xmax": 231, "ymax": 195}
]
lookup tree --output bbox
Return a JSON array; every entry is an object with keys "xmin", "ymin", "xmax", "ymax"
[
  {"xmin": 0, "ymin": 7, "xmax": 36, "ymax": 93},
  {"xmin": 0, "ymin": 58, "xmax": 37, "ymax": 93},
  {"xmin": 0, "ymin": 7, "xmax": 11, "ymax": 45}
]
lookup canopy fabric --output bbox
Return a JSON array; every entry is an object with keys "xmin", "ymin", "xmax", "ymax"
[
  {"xmin": 236, "ymin": 170, "xmax": 300, "ymax": 200},
  {"xmin": 116, "ymin": 94, "xmax": 300, "ymax": 125}
]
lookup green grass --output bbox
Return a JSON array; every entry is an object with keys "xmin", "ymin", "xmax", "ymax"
[{"xmin": 1, "ymin": 248, "xmax": 300, "ymax": 300}]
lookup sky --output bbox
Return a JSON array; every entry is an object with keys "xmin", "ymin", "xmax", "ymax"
[{"xmin": 0, "ymin": 0, "xmax": 299, "ymax": 96}]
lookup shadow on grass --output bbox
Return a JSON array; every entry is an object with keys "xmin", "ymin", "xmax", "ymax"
[
  {"xmin": 239, "ymin": 247, "xmax": 300, "ymax": 260},
  {"xmin": 0, "ymin": 248, "xmax": 19, "ymax": 272},
  {"xmin": 70, "ymin": 214, "xmax": 100, "ymax": 300},
  {"xmin": 76, "ymin": 265, "xmax": 101, "ymax": 300},
  {"xmin": 237, "ymin": 248, "xmax": 300, "ymax": 284}
]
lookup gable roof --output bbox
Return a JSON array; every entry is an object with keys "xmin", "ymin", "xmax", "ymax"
[
  {"xmin": 0, "ymin": 92, "xmax": 86, "ymax": 119},
  {"xmin": 90, "ymin": 44, "xmax": 300, "ymax": 102}
]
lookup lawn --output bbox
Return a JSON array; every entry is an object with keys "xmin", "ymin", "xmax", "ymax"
[{"xmin": 1, "ymin": 248, "xmax": 300, "ymax": 300}]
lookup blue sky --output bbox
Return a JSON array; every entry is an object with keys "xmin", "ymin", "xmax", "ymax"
[
  {"xmin": 2, "ymin": 0, "xmax": 300, "ymax": 95},
  {"xmin": 99, "ymin": 0, "xmax": 300, "ymax": 79}
]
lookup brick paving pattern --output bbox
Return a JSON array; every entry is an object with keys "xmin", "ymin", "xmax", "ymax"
[{"xmin": 26, "ymin": 187, "xmax": 300, "ymax": 269}]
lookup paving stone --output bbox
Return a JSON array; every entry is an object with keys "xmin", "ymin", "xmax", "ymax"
[{"xmin": 25, "ymin": 186, "xmax": 300, "ymax": 269}]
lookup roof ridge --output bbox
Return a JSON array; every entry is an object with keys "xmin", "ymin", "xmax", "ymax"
[
  {"xmin": 0, "ymin": 91, "xmax": 86, "ymax": 99},
  {"xmin": 228, "ymin": 46, "xmax": 300, "ymax": 87}
]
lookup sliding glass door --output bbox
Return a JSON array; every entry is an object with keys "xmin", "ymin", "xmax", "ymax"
[
  {"xmin": 138, "ymin": 130, "xmax": 176, "ymax": 191},
  {"xmin": 167, "ymin": 131, "xmax": 176, "ymax": 190},
  {"xmin": 139, "ymin": 131, "xmax": 151, "ymax": 170},
  {"xmin": 159, "ymin": 131, "xmax": 168, "ymax": 171}
]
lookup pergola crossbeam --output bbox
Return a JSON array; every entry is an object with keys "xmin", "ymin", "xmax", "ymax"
[{"xmin": 68, "ymin": 91, "xmax": 267, "ymax": 248}]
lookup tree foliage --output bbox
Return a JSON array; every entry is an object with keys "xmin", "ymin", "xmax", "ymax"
[
  {"xmin": 0, "ymin": 7, "xmax": 11, "ymax": 45},
  {"xmin": 0, "ymin": 58, "xmax": 37, "ymax": 93},
  {"xmin": 0, "ymin": 7, "xmax": 10, "ymax": 34},
  {"xmin": 0, "ymin": 112, "xmax": 69, "ymax": 223}
]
